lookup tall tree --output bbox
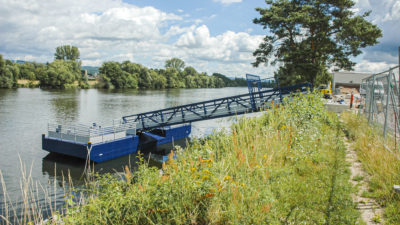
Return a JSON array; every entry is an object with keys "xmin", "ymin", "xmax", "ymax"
[
  {"xmin": 54, "ymin": 45, "xmax": 80, "ymax": 61},
  {"xmin": 0, "ymin": 55, "xmax": 14, "ymax": 88},
  {"xmin": 253, "ymin": 0, "xmax": 382, "ymax": 86},
  {"xmin": 165, "ymin": 58, "xmax": 185, "ymax": 72}
]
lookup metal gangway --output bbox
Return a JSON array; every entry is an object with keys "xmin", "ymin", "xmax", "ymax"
[{"xmin": 122, "ymin": 74, "xmax": 312, "ymax": 131}]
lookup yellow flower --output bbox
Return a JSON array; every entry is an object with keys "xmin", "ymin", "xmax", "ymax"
[
  {"xmin": 224, "ymin": 175, "xmax": 232, "ymax": 181},
  {"xmin": 202, "ymin": 175, "xmax": 210, "ymax": 180}
]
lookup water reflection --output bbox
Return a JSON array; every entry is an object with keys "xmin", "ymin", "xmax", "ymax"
[
  {"xmin": 47, "ymin": 89, "xmax": 80, "ymax": 124},
  {"xmin": 41, "ymin": 139, "xmax": 188, "ymax": 187},
  {"xmin": 41, "ymin": 153, "xmax": 139, "ymax": 186}
]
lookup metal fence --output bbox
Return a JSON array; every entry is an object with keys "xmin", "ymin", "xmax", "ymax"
[
  {"xmin": 47, "ymin": 119, "xmax": 137, "ymax": 144},
  {"xmin": 360, "ymin": 66, "xmax": 400, "ymax": 143}
]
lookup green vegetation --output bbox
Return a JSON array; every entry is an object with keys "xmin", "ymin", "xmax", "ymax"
[
  {"xmin": 54, "ymin": 45, "xmax": 80, "ymax": 61},
  {"xmin": 253, "ymin": 0, "xmax": 382, "ymax": 86},
  {"xmin": 0, "ymin": 52, "xmax": 247, "ymax": 89},
  {"xmin": 342, "ymin": 112, "xmax": 400, "ymax": 224},
  {"xmin": 58, "ymin": 94, "xmax": 358, "ymax": 224},
  {"xmin": 0, "ymin": 45, "xmax": 85, "ymax": 89},
  {"xmin": 97, "ymin": 60, "xmax": 244, "ymax": 89},
  {"xmin": 0, "ymin": 54, "xmax": 19, "ymax": 88}
]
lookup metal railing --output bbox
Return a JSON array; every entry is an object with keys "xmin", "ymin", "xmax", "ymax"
[
  {"xmin": 360, "ymin": 65, "xmax": 400, "ymax": 140},
  {"xmin": 47, "ymin": 120, "xmax": 137, "ymax": 144}
]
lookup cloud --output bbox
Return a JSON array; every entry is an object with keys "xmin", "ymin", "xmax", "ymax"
[
  {"xmin": 170, "ymin": 25, "xmax": 271, "ymax": 76},
  {"xmin": 0, "ymin": 0, "xmax": 272, "ymax": 77},
  {"xmin": 353, "ymin": 0, "xmax": 400, "ymax": 72},
  {"xmin": 213, "ymin": 0, "xmax": 242, "ymax": 5},
  {"xmin": 0, "ymin": 0, "xmax": 181, "ymax": 59},
  {"xmin": 354, "ymin": 60, "xmax": 397, "ymax": 73}
]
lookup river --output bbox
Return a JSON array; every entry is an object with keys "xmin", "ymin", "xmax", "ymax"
[{"xmin": 0, "ymin": 87, "xmax": 248, "ymax": 222}]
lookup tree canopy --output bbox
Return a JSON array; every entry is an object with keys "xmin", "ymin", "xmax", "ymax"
[
  {"xmin": 0, "ymin": 54, "xmax": 248, "ymax": 89},
  {"xmin": 253, "ymin": 0, "xmax": 382, "ymax": 86},
  {"xmin": 98, "ymin": 59, "xmax": 231, "ymax": 89},
  {"xmin": 54, "ymin": 45, "xmax": 80, "ymax": 61},
  {"xmin": 165, "ymin": 58, "xmax": 185, "ymax": 72}
]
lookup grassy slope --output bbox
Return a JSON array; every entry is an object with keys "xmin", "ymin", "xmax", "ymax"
[
  {"xmin": 62, "ymin": 94, "xmax": 358, "ymax": 224},
  {"xmin": 343, "ymin": 112, "xmax": 400, "ymax": 224}
]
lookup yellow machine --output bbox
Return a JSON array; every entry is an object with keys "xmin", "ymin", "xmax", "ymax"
[{"xmin": 318, "ymin": 81, "xmax": 332, "ymax": 99}]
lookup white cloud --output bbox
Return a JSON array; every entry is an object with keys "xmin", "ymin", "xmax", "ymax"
[
  {"xmin": 0, "ymin": 0, "xmax": 181, "ymax": 57},
  {"xmin": 354, "ymin": 60, "xmax": 397, "ymax": 73},
  {"xmin": 213, "ymin": 0, "xmax": 242, "ymax": 5},
  {"xmin": 0, "ymin": 0, "xmax": 271, "ymax": 77},
  {"xmin": 352, "ymin": 0, "xmax": 400, "ymax": 73}
]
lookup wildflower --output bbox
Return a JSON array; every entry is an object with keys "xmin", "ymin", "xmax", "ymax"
[
  {"xmin": 224, "ymin": 175, "xmax": 232, "ymax": 181},
  {"xmin": 202, "ymin": 175, "xmax": 210, "ymax": 180},
  {"xmin": 190, "ymin": 167, "xmax": 197, "ymax": 172},
  {"xmin": 161, "ymin": 175, "xmax": 169, "ymax": 182},
  {"xmin": 205, "ymin": 193, "xmax": 215, "ymax": 198},
  {"xmin": 203, "ymin": 169, "xmax": 211, "ymax": 175},
  {"xmin": 261, "ymin": 204, "xmax": 272, "ymax": 213}
]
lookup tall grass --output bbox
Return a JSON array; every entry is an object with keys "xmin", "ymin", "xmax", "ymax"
[
  {"xmin": 61, "ymin": 94, "xmax": 359, "ymax": 224},
  {"xmin": 0, "ymin": 157, "xmax": 78, "ymax": 225},
  {"xmin": 342, "ymin": 112, "xmax": 400, "ymax": 224}
]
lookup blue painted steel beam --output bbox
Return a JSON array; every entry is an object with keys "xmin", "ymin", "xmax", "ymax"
[{"xmin": 122, "ymin": 82, "xmax": 311, "ymax": 131}]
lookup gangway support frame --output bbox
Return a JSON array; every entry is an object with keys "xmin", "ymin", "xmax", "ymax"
[{"xmin": 123, "ymin": 79, "xmax": 311, "ymax": 131}]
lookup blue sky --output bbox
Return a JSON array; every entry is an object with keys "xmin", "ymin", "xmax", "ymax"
[
  {"xmin": 0, "ymin": 0, "xmax": 398, "ymax": 77},
  {"xmin": 125, "ymin": 0, "xmax": 266, "ymax": 35}
]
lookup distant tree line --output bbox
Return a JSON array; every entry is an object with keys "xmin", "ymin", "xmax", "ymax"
[
  {"xmin": 0, "ymin": 49, "xmax": 249, "ymax": 89},
  {"xmin": 97, "ymin": 58, "xmax": 247, "ymax": 89},
  {"xmin": 0, "ymin": 45, "xmax": 84, "ymax": 88}
]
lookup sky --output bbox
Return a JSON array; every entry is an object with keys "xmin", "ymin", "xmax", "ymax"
[{"xmin": 0, "ymin": 0, "xmax": 398, "ymax": 78}]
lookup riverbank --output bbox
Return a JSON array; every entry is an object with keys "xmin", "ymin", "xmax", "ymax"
[
  {"xmin": 4, "ymin": 93, "xmax": 398, "ymax": 224},
  {"xmin": 16, "ymin": 79, "xmax": 98, "ymax": 88},
  {"xmin": 56, "ymin": 94, "xmax": 359, "ymax": 224}
]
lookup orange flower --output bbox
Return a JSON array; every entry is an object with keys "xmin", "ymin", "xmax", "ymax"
[{"xmin": 204, "ymin": 193, "xmax": 215, "ymax": 198}]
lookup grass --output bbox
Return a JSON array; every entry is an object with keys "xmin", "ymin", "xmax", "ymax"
[
  {"xmin": 342, "ymin": 112, "xmax": 400, "ymax": 224},
  {"xmin": 352, "ymin": 175, "xmax": 364, "ymax": 182},
  {"xmin": 56, "ymin": 93, "xmax": 358, "ymax": 224}
]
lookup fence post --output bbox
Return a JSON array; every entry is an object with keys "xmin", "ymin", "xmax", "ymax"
[
  {"xmin": 368, "ymin": 75, "xmax": 376, "ymax": 122},
  {"xmin": 383, "ymin": 71, "xmax": 392, "ymax": 137}
]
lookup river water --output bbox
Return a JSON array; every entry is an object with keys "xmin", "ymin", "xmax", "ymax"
[{"xmin": 0, "ymin": 87, "xmax": 248, "ymax": 221}]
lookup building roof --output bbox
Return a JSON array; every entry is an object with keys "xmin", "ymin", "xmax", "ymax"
[{"xmin": 333, "ymin": 71, "xmax": 372, "ymax": 85}]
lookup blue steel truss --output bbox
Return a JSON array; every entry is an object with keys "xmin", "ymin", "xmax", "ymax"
[{"xmin": 122, "ymin": 76, "xmax": 312, "ymax": 131}]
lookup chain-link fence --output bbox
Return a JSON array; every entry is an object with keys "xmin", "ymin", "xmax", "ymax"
[{"xmin": 360, "ymin": 66, "xmax": 400, "ymax": 148}]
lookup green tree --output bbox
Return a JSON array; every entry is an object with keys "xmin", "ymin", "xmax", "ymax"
[
  {"xmin": 253, "ymin": 0, "xmax": 382, "ymax": 86},
  {"xmin": 165, "ymin": 58, "xmax": 185, "ymax": 72},
  {"xmin": 55, "ymin": 45, "xmax": 80, "ymax": 61},
  {"xmin": 99, "ymin": 62, "xmax": 138, "ymax": 89},
  {"xmin": 183, "ymin": 66, "xmax": 197, "ymax": 77},
  {"xmin": 0, "ymin": 55, "xmax": 15, "ymax": 88},
  {"xmin": 37, "ymin": 60, "xmax": 79, "ymax": 88}
]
